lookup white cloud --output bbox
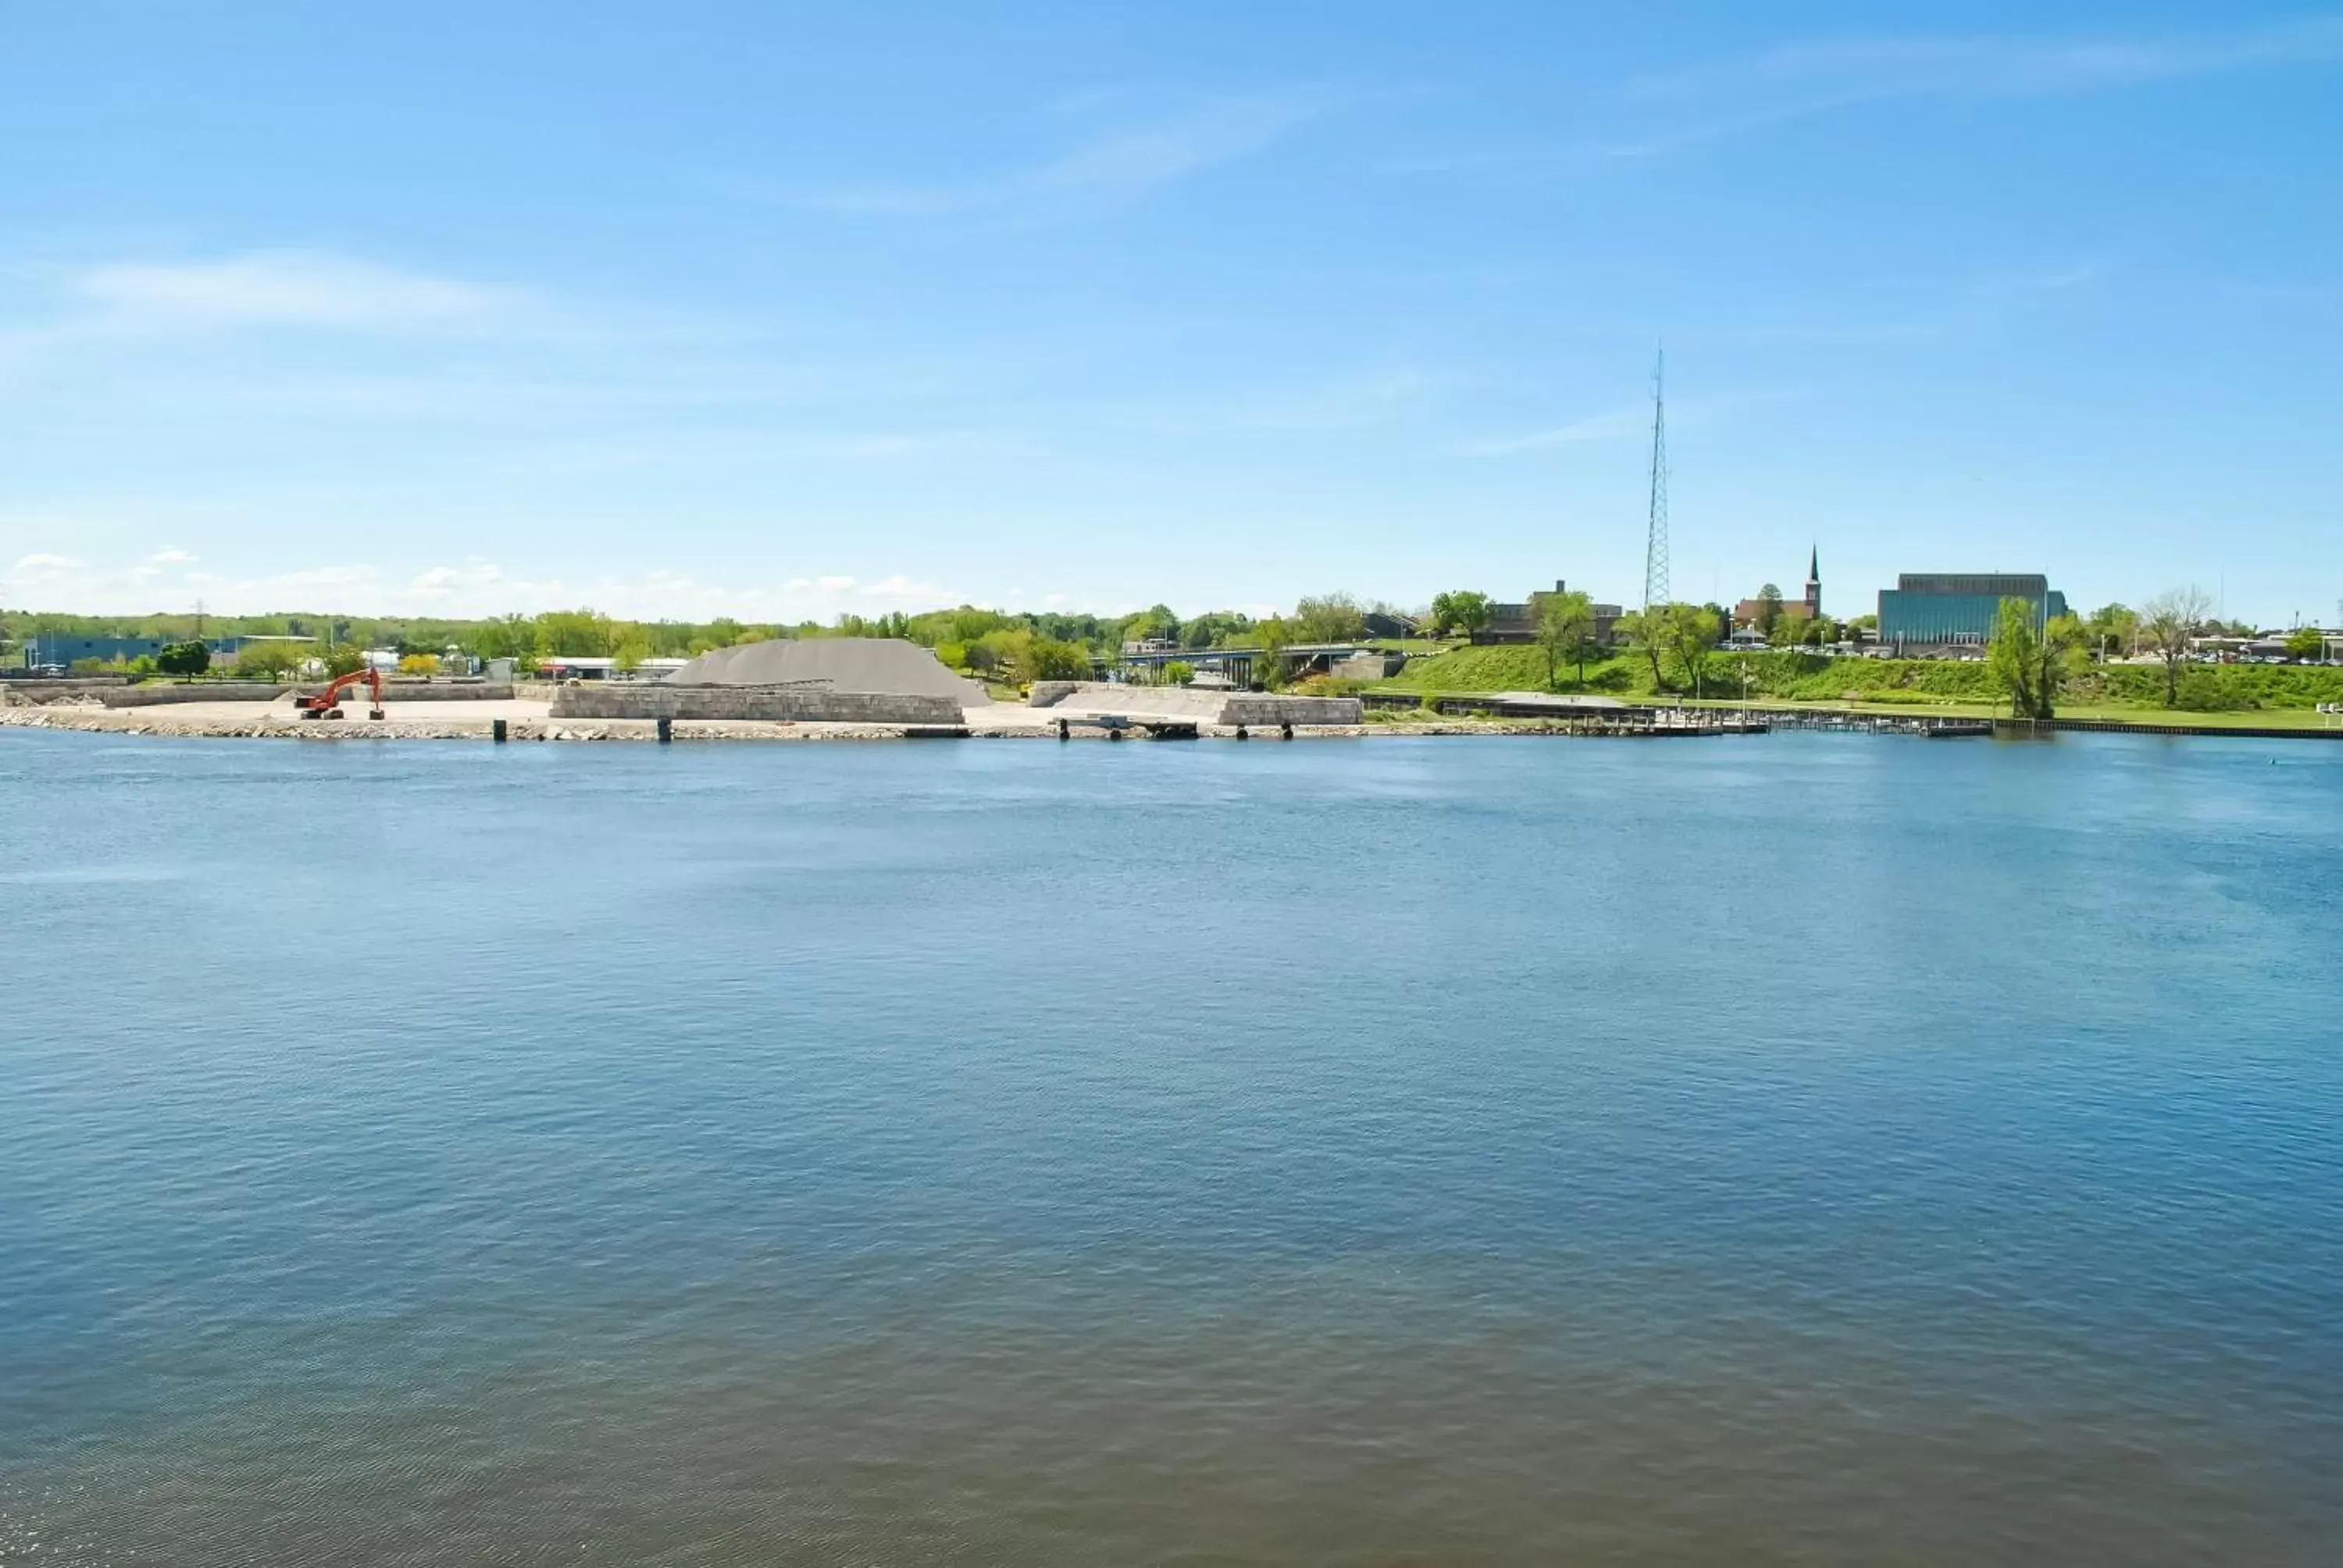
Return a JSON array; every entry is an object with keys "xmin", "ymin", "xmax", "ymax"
[
  {"xmin": 1610, "ymin": 19, "xmax": 2343, "ymax": 155},
  {"xmin": 148, "ymin": 547, "xmax": 198, "ymax": 565},
  {"xmin": 70, "ymin": 251, "xmax": 519, "ymax": 332},
  {"xmin": 411, "ymin": 560, "xmax": 507, "ymax": 598},
  {"xmin": 1458, "ymin": 403, "xmax": 1649, "ymax": 456},
  {"xmin": 791, "ymin": 89, "xmax": 1336, "ymax": 218},
  {"xmin": 12, "ymin": 552, "xmax": 84, "ymax": 573},
  {"xmin": 859, "ymin": 573, "xmax": 955, "ymax": 602},
  {"xmin": 817, "ymin": 574, "xmax": 856, "ymax": 592}
]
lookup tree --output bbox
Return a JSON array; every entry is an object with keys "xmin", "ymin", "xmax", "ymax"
[
  {"xmin": 1988, "ymin": 600, "xmax": 2088, "ymax": 718},
  {"xmin": 155, "ymin": 640, "xmax": 211, "ymax": 679},
  {"xmin": 470, "ymin": 615, "xmax": 534, "ymax": 660},
  {"xmin": 2084, "ymin": 603, "xmax": 2138, "ymax": 661},
  {"xmin": 1118, "ymin": 604, "xmax": 1179, "ymax": 647},
  {"xmin": 1252, "ymin": 615, "xmax": 1292, "ymax": 690},
  {"xmin": 1537, "ymin": 590, "xmax": 1596, "ymax": 690},
  {"xmin": 1022, "ymin": 638, "xmax": 1092, "ymax": 683},
  {"xmin": 1655, "ymin": 604, "xmax": 1720, "ymax": 696},
  {"xmin": 397, "ymin": 652, "xmax": 441, "ymax": 677},
  {"xmin": 2139, "ymin": 587, "xmax": 2213, "ymax": 707},
  {"xmin": 1428, "ymin": 590, "xmax": 1490, "ymax": 640},
  {"xmin": 1163, "ymin": 660, "xmax": 1196, "ymax": 686},
  {"xmin": 233, "ymin": 641, "xmax": 309, "ymax": 681},
  {"xmin": 533, "ymin": 609, "xmax": 613, "ymax": 657},
  {"xmin": 323, "ymin": 644, "xmax": 367, "ymax": 679},
  {"xmin": 1293, "ymin": 593, "xmax": 1368, "ymax": 644},
  {"xmin": 2283, "ymin": 626, "xmax": 2324, "ymax": 662},
  {"xmin": 1986, "ymin": 599, "xmax": 2045, "ymax": 718},
  {"xmin": 1754, "ymin": 583, "xmax": 1784, "ymax": 636},
  {"xmin": 1616, "ymin": 608, "xmax": 1664, "ymax": 690}
]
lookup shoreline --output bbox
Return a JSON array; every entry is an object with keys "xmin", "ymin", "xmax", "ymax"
[
  {"xmin": 0, "ymin": 704, "xmax": 1764, "ymax": 743},
  {"xmin": 9, "ymin": 701, "xmax": 2339, "ymax": 745}
]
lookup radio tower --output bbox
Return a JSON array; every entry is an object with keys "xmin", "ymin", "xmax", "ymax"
[{"xmin": 1642, "ymin": 347, "xmax": 1670, "ymax": 612}]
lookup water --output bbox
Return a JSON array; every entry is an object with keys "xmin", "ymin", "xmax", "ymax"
[{"xmin": 2, "ymin": 729, "xmax": 2338, "ymax": 1565}]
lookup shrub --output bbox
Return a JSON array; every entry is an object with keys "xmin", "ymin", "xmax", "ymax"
[{"xmin": 156, "ymin": 641, "xmax": 211, "ymax": 679}]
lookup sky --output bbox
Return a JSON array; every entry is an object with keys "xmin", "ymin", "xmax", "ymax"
[{"xmin": 2, "ymin": 1, "xmax": 2339, "ymax": 627}]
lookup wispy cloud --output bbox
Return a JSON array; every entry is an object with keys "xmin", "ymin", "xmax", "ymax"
[
  {"xmin": 70, "ymin": 251, "xmax": 521, "ymax": 331},
  {"xmin": 789, "ymin": 89, "xmax": 1337, "ymax": 218},
  {"xmin": 1610, "ymin": 18, "xmax": 2343, "ymax": 155},
  {"xmin": 0, "ymin": 540, "xmax": 975, "ymax": 621},
  {"xmin": 1457, "ymin": 403, "xmax": 1649, "ymax": 457}
]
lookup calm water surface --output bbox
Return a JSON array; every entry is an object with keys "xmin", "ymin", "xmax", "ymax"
[{"xmin": 2, "ymin": 729, "xmax": 2338, "ymax": 1565}]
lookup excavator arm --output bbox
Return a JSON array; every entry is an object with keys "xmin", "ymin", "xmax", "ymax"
[{"xmin": 297, "ymin": 666, "xmax": 386, "ymax": 720}]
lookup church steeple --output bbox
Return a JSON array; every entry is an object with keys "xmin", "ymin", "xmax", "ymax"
[{"xmin": 1804, "ymin": 546, "xmax": 1821, "ymax": 617}]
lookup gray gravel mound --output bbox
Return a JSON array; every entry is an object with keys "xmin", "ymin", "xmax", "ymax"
[{"xmin": 665, "ymin": 638, "xmax": 989, "ymax": 705}]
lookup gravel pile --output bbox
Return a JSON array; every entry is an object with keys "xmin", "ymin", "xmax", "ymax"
[{"xmin": 665, "ymin": 638, "xmax": 989, "ymax": 705}]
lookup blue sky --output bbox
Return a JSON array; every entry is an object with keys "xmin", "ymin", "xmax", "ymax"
[{"xmin": 2, "ymin": 1, "xmax": 2338, "ymax": 625}]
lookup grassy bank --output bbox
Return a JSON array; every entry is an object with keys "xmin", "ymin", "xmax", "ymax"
[{"xmin": 1376, "ymin": 645, "xmax": 2343, "ymax": 716}]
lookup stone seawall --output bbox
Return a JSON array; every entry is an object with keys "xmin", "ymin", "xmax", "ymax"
[
  {"xmin": 374, "ymin": 682, "xmax": 515, "ymax": 702},
  {"xmin": 2, "ymin": 679, "xmax": 128, "ymax": 706},
  {"xmin": 551, "ymin": 686, "xmax": 964, "ymax": 725},
  {"xmin": 1220, "ymin": 695, "xmax": 1364, "ymax": 726},
  {"xmin": 102, "ymin": 683, "xmax": 291, "ymax": 707}
]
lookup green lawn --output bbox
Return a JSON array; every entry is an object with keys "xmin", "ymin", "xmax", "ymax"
[{"xmin": 1376, "ymin": 643, "xmax": 2343, "ymax": 725}]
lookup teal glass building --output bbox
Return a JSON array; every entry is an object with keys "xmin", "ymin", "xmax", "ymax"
[{"xmin": 1877, "ymin": 574, "xmax": 2067, "ymax": 648}]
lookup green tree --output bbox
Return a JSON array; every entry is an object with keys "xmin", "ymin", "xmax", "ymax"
[
  {"xmin": 1537, "ymin": 590, "xmax": 1597, "ymax": 690},
  {"xmin": 1987, "ymin": 600, "xmax": 2088, "ymax": 718},
  {"xmin": 533, "ymin": 609, "xmax": 613, "ymax": 657},
  {"xmin": 233, "ymin": 641, "xmax": 310, "ymax": 681},
  {"xmin": 1428, "ymin": 590, "xmax": 1490, "ymax": 640},
  {"xmin": 1753, "ymin": 583, "xmax": 1784, "ymax": 636},
  {"xmin": 2139, "ymin": 586, "xmax": 2213, "ymax": 707},
  {"xmin": 1293, "ymin": 593, "xmax": 1368, "ymax": 644},
  {"xmin": 1615, "ymin": 608, "xmax": 1663, "ymax": 690},
  {"xmin": 322, "ymin": 644, "xmax": 367, "ymax": 679},
  {"xmin": 1656, "ymin": 604, "xmax": 1721, "ymax": 696},
  {"xmin": 470, "ymin": 614, "xmax": 533, "ymax": 660},
  {"xmin": 1252, "ymin": 615, "xmax": 1292, "ymax": 690},
  {"xmin": 2084, "ymin": 603, "xmax": 2138, "ymax": 661},
  {"xmin": 1987, "ymin": 598, "xmax": 2047, "ymax": 718},
  {"xmin": 2282, "ymin": 626, "xmax": 2324, "ymax": 662},
  {"xmin": 155, "ymin": 640, "xmax": 211, "ymax": 679},
  {"xmin": 1023, "ymin": 638, "xmax": 1092, "ymax": 683},
  {"xmin": 1163, "ymin": 660, "xmax": 1196, "ymax": 686},
  {"xmin": 1118, "ymin": 604, "xmax": 1179, "ymax": 647}
]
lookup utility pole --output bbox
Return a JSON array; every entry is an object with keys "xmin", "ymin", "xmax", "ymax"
[{"xmin": 1642, "ymin": 347, "xmax": 1670, "ymax": 615}]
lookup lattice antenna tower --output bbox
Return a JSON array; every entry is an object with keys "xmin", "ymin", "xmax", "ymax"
[{"xmin": 1642, "ymin": 347, "xmax": 1671, "ymax": 612}]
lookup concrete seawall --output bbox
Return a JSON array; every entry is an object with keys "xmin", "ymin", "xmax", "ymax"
[
  {"xmin": 1020, "ymin": 682, "xmax": 1361, "ymax": 726},
  {"xmin": 1221, "ymin": 695, "xmax": 1364, "ymax": 726},
  {"xmin": 551, "ymin": 686, "xmax": 964, "ymax": 725},
  {"xmin": 102, "ymin": 683, "xmax": 291, "ymax": 707}
]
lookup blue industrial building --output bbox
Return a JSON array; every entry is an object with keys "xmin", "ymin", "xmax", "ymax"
[
  {"xmin": 16, "ymin": 633, "xmax": 287, "ymax": 670},
  {"xmin": 1878, "ymin": 574, "xmax": 2067, "ymax": 650}
]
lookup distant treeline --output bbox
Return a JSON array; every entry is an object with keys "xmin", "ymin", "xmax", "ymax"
[{"xmin": 0, "ymin": 593, "xmax": 1403, "ymax": 668}]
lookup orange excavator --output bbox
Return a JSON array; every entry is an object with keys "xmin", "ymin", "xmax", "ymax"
[{"xmin": 297, "ymin": 667, "xmax": 387, "ymax": 721}]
